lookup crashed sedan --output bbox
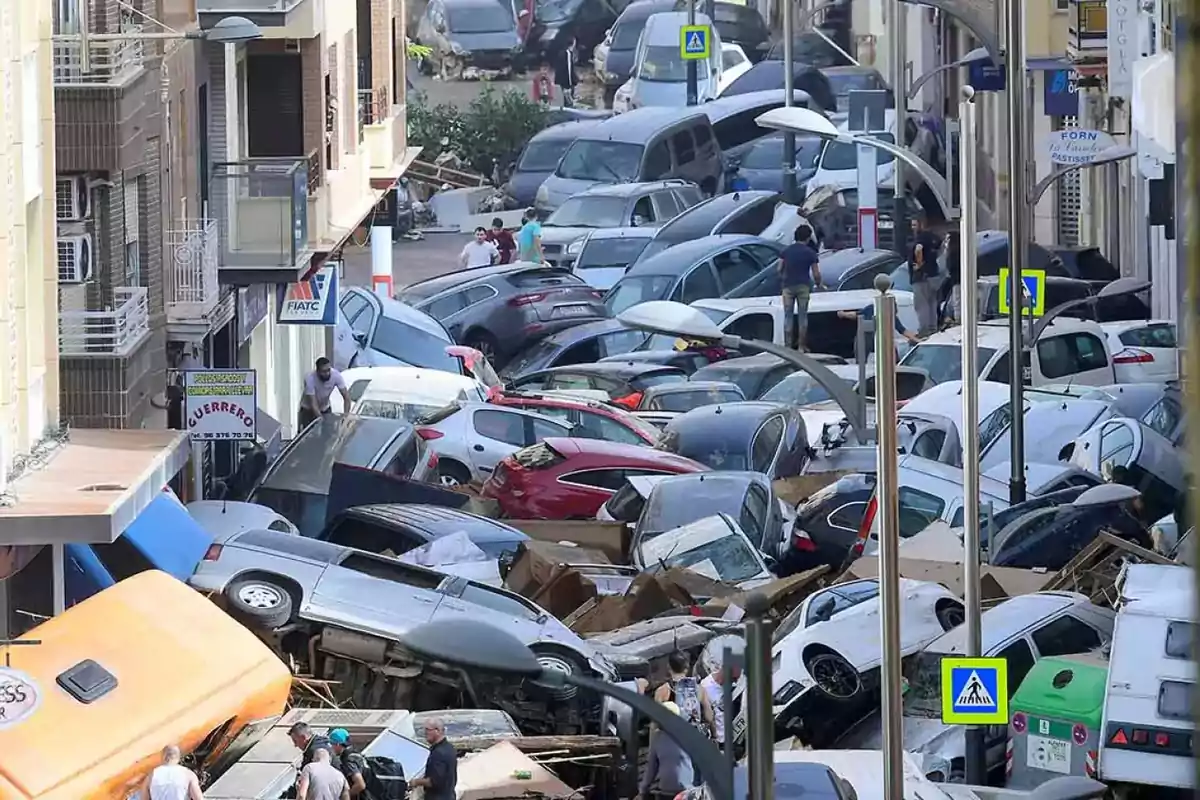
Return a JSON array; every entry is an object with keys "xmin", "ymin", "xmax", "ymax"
[
  {"xmin": 633, "ymin": 514, "xmax": 776, "ymax": 591},
  {"xmin": 190, "ymin": 528, "xmax": 616, "ymax": 734},
  {"xmin": 415, "ymin": 0, "xmax": 523, "ymax": 77}
]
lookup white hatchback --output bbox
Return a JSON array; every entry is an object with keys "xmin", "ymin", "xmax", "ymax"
[{"xmin": 1101, "ymin": 319, "xmax": 1179, "ymax": 383}]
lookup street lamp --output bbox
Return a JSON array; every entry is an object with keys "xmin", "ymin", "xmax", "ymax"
[
  {"xmin": 754, "ymin": 107, "xmax": 955, "ymax": 220},
  {"xmin": 616, "ymin": 300, "xmax": 874, "ymax": 441},
  {"xmin": 1029, "ymin": 277, "xmax": 1152, "ymax": 342},
  {"xmin": 1028, "ymin": 146, "xmax": 1138, "ymax": 206},
  {"xmin": 399, "ymin": 619, "xmax": 733, "ymax": 800},
  {"xmin": 906, "ymin": 47, "xmax": 991, "ymax": 100},
  {"xmin": 55, "ymin": 12, "xmax": 263, "ymax": 71}
]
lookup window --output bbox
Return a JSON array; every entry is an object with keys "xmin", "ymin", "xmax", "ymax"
[
  {"xmin": 651, "ymin": 191, "xmax": 683, "ymax": 220},
  {"xmin": 384, "ymin": 436, "xmax": 422, "ymax": 477},
  {"xmin": 1031, "ymin": 614, "xmax": 1104, "ymax": 657},
  {"xmin": 724, "ymin": 313, "xmax": 774, "ymax": 342},
  {"xmin": 341, "ymin": 293, "xmax": 371, "ymax": 325},
  {"xmin": 997, "ymin": 639, "xmax": 1037, "ymax": 697},
  {"xmin": 472, "ymin": 409, "xmax": 526, "ymax": 446},
  {"xmin": 694, "ymin": 123, "xmax": 714, "ymax": 149},
  {"xmin": 530, "ymin": 404, "xmax": 571, "ymax": 423},
  {"xmin": 339, "ymin": 553, "xmax": 443, "ymax": 589},
  {"xmin": 758, "ymin": 366, "xmax": 794, "ymax": 396},
  {"xmin": 556, "ymin": 339, "xmax": 602, "ymax": 365},
  {"xmin": 561, "ymin": 469, "xmax": 627, "ymax": 490},
  {"xmin": 644, "ymin": 141, "xmax": 672, "ymax": 180},
  {"xmin": 828, "ymin": 502, "xmax": 867, "ymax": 531},
  {"xmin": 910, "ymin": 429, "xmax": 946, "ymax": 460},
  {"xmin": 1120, "ymin": 323, "xmax": 1177, "ymax": 348},
  {"xmin": 979, "ymin": 403, "xmax": 1015, "ymax": 452},
  {"xmin": 458, "ymin": 584, "xmax": 540, "ymax": 621},
  {"xmin": 268, "ymin": 519, "xmax": 297, "ymax": 533},
  {"xmin": 716, "ymin": 200, "xmax": 778, "ymax": 236},
  {"xmin": 631, "ymin": 196, "xmax": 654, "ymax": 224},
  {"xmin": 576, "ymin": 412, "xmax": 643, "ymax": 445},
  {"xmin": 349, "ymin": 301, "xmax": 377, "ymax": 336},
  {"xmin": 896, "ymin": 486, "xmax": 945, "ymax": 538},
  {"xmin": 739, "ymin": 485, "xmax": 770, "ymax": 546},
  {"xmin": 89, "ymin": 536, "xmax": 155, "ymax": 583},
  {"xmin": 672, "ymin": 130, "xmax": 697, "ymax": 165},
  {"xmin": 531, "ymin": 415, "xmax": 569, "ymax": 441},
  {"xmin": 1165, "ymin": 620, "xmax": 1195, "ymax": 659},
  {"xmin": 744, "ymin": 244, "xmax": 783, "ymax": 268},
  {"xmin": 984, "ymin": 350, "xmax": 1030, "ymax": 384},
  {"xmin": 751, "ymin": 416, "xmax": 785, "ymax": 473},
  {"xmin": 598, "ymin": 329, "xmax": 649, "ymax": 357},
  {"xmin": 326, "ymin": 517, "xmax": 424, "ymax": 554},
  {"xmin": 1158, "ymin": 680, "xmax": 1194, "ymax": 721},
  {"xmin": 803, "ymin": 582, "xmax": 881, "ymax": 627},
  {"xmin": 949, "ymin": 507, "xmax": 965, "ymax": 528},
  {"xmin": 713, "ymin": 249, "xmax": 761, "ymax": 290},
  {"xmin": 821, "ymin": 133, "xmax": 896, "ymax": 170},
  {"xmin": 679, "ymin": 264, "xmax": 719, "ymax": 303},
  {"xmin": 547, "ymin": 372, "xmax": 592, "ymax": 390},
  {"xmin": 1071, "ymin": 333, "xmax": 1109, "ymax": 370},
  {"xmin": 1142, "ymin": 397, "xmax": 1183, "ymax": 441},
  {"xmin": 1098, "ymin": 422, "xmax": 1136, "ymax": 467},
  {"xmin": 463, "ymin": 285, "xmax": 496, "ymax": 305},
  {"xmin": 425, "ymin": 292, "xmax": 467, "ymax": 320}
]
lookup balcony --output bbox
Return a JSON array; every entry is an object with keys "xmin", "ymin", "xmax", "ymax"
[
  {"xmin": 211, "ymin": 153, "xmax": 317, "ymax": 284},
  {"xmin": 167, "ymin": 219, "xmax": 221, "ymax": 328},
  {"xmin": 52, "ymin": 33, "xmax": 146, "ymax": 88},
  {"xmin": 359, "ymin": 86, "xmax": 413, "ymax": 186},
  {"xmin": 59, "ymin": 288, "xmax": 151, "ymax": 358}
]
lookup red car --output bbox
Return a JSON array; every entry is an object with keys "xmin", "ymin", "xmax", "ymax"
[
  {"xmin": 489, "ymin": 391, "xmax": 661, "ymax": 446},
  {"xmin": 482, "ymin": 437, "xmax": 708, "ymax": 519}
]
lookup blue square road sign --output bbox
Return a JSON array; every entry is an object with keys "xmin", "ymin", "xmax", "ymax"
[
  {"xmin": 680, "ymin": 25, "xmax": 710, "ymax": 60},
  {"xmin": 940, "ymin": 656, "xmax": 1009, "ymax": 725}
]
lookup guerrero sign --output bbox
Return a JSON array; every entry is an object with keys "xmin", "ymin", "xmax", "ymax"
[
  {"xmin": 0, "ymin": 668, "xmax": 40, "ymax": 729},
  {"xmin": 185, "ymin": 369, "xmax": 258, "ymax": 442}
]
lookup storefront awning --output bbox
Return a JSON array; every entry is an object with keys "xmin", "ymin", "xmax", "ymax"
[{"xmin": 0, "ymin": 430, "xmax": 190, "ymax": 545}]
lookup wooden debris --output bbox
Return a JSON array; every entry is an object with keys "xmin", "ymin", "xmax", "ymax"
[{"xmin": 1044, "ymin": 531, "xmax": 1178, "ymax": 605}]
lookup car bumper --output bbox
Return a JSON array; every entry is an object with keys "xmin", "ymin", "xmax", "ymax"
[{"xmin": 464, "ymin": 51, "xmax": 519, "ymax": 70}]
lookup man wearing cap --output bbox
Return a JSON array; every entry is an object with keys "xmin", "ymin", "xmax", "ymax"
[{"xmin": 328, "ymin": 729, "xmax": 369, "ymax": 798}]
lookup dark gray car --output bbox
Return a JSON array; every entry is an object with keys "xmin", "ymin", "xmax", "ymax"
[
  {"xmin": 636, "ymin": 471, "xmax": 790, "ymax": 557},
  {"xmin": 500, "ymin": 318, "xmax": 649, "ymax": 378},
  {"xmin": 636, "ymin": 190, "xmax": 782, "ymax": 263},
  {"xmin": 723, "ymin": 247, "xmax": 906, "ymax": 298},
  {"xmin": 541, "ymin": 180, "xmax": 704, "ymax": 269},
  {"xmin": 415, "ymin": 0, "xmax": 523, "ymax": 73},
  {"xmin": 655, "ymin": 401, "xmax": 810, "ymax": 479},
  {"xmin": 594, "ymin": 0, "xmax": 674, "ymax": 93},
  {"xmin": 396, "ymin": 263, "xmax": 606, "ymax": 368},
  {"xmin": 505, "ymin": 119, "xmax": 608, "ymax": 208}
]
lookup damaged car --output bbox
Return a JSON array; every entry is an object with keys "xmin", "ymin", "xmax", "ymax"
[
  {"xmin": 190, "ymin": 528, "xmax": 616, "ymax": 734},
  {"xmin": 633, "ymin": 513, "xmax": 777, "ymax": 590},
  {"xmin": 416, "ymin": 0, "xmax": 524, "ymax": 78}
]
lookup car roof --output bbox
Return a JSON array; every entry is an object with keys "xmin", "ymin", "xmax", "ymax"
[
  {"xmin": 543, "ymin": 361, "xmax": 686, "ymax": 379},
  {"xmin": 581, "ymin": 106, "xmax": 711, "ymax": 143},
  {"xmin": 526, "ymin": 317, "xmax": 632, "ymax": 347},
  {"xmin": 617, "ymin": 0, "xmax": 675, "ymax": 22},
  {"xmin": 928, "ymin": 592, "xmax": 1091, "ymax": 654},
  {"xmin": 542, "ymin": 437, "xmax": 705, "ymax": 469},
  {"xmin": 645, "ymin": 11, "xmax": 709, "ymax": 43},
  {"xmin": 347, "ymin": 287, "xmax": 452, "ymax": 340},
  {"xmin": 654, "ymin": 191, "xmax": 779, "ymax": 241},
  {"xmin": 398, "ymin": 261, "xmax": 558, "ymax": 298},
  {"xmin": 625, "ymin": 234, "xmax": 773, "ymax": 276},
  {"xmin": 665, "ymin": 400, "xmax": 791, "ymax": 434},
  {"xmin": 259, "ymin": 414, "xmax": 409, "ymax": 494},
  {"xmin": 530, "ymin": 118, "xmax": 608, "ymax": 142},
  {"xmin": 577, "ymin": 180, "xmax": 690, "ymax": 199},
  {"xmin": 644, "ymin": 380, "xmax": 743, "ymax": 395},
  {"xmin": 693, "ymin": 353, "xmax": 794, "ymax": 374},
  {"xmin": 699, "ymin": 89, "xmax": 815, "ymax": 120},
  {"xmin": 355, "ymin": 367, "xmax": 479, "ymax": 397},
  {"xmin": 896, "ymin": 453, "xmax": 1012, "ymax": 499},
  {"xmin": 502, "ymin": 391, "xmax": 618, "ymax": 411},
  {"xmin": 344, "ymin": 504, "xmax": 529, "ymax": 542},
  {"xmin": 694, "ymin": 288, "xmax": 902, "ymax": 314}
]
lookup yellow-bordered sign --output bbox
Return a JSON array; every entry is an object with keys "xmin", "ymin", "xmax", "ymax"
[
  {"xmin": 997, "ymin": 267, "xmax": 1047, "ymax": 316},
  {"xmin": 680, "ymin": 25, "xmax": 711, "ymax": 60},
  {"xmin": 941, "ymin": 656, "xmax": 1009, "ymax": 725}
]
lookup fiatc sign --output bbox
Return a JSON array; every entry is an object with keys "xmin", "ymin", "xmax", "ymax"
[
  {"xmin": 1042, "ymin": 129, "xmax": 1117, "ymax": 166},
  {"xmin": 184, "ymin": 369, "xmax": 258, "ymax": 442}
]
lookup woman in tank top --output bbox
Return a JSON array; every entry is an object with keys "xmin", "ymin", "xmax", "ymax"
[{"xmin": 653, "ymin": 651, "xmax": 716, "ymax": 739}]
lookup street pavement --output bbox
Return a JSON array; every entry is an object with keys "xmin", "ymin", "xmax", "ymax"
[
  {"xmin": 343, "ymin": 231, "xmax": 472, "ymax": 291},
  {"xmin": 409, "ymin": 70, "xmax": 528, "ymax": 109}
]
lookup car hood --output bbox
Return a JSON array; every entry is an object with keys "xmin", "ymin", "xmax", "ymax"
[
  {"xmin": 632, "ymin": 75, "xmax": 718, "ymax": 106},
  {"xmin": 452, "ymin": 29, "xmax": 521, "ymax": 52},
  {"xmin": 541, "ymin": 176, "xmax": 604, "ymax": 210},
  {"xmin": 541, "ymin": 225, "xmax": 597, "ymax": 245},
  {"xmin": 604, "ymin": 47, "xmax": 636, "ymax": 81}
]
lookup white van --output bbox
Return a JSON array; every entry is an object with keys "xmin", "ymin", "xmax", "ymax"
[
  {"xmin": 1099, "ymin": 563, "xmax": 1195, "ymax": 791},
  {"xmin": 616, "ymin": 11, "xmax": 723, "ymax": 111}
]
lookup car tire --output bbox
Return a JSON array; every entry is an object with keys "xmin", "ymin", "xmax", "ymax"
[
  {"xmin": 464, "ymin": 331, "xmax": 500, "ymax": 367},
  {"xmin": 438, "ymin": 460, "xmax": 473, "ymax": 487},
  {"xmin": 804, "ymin": 649, "xmax": 861, "ymax": 700},
  {"xmin": 936, "ymin": 601, "xmax": 965, "ymax": 632},
  {"xmin": 530, "ymin": 646, "xmax": 588, "ymax": 700},
  {"xmin": 225, "ymin": 577, "xmax": 294, "ymax": 629}
]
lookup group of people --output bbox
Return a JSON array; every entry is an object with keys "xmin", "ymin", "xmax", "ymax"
[{"xmin": 457, "ymin": 208, "xmax": 547, "ymax": 268}]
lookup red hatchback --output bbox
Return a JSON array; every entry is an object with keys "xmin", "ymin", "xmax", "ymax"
[
  {"xmin": 489, "ymin": 391, "xmax": 661, "ymax": 446},
  {"xmin": 482, "ymin": 437, "xmax": 708, "ymax": 519}
]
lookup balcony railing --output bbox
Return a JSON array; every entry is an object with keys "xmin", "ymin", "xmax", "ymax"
[
  {"xmin": 59, "ymin": 288, "xmax": 151, "ymax": 357},
  {"xmin": 167, "ymin": 219, "xmax": 220, "ymax": 324},
  {"xmin": 358, "ymin": 86, "xmax": 390, "ymax": 127},
  {"xmin": 211, "ymin": 153, "xmax": 315, "ymax": 271},
  {"xmin": 52, "ymin": 31, "xmax": 146, "ymax": 87}
]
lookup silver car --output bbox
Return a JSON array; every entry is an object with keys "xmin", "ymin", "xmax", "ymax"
[{"xmin": 190, "ymin": 527, "xmax": 614, "ymax": 683}]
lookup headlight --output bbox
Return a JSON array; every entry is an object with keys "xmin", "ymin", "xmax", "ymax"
[
  {"xmin": 566, "ymin": 238, "xmax": 584, "ymax": 255},
  {"xmin": 535, "ymin": 184, "xmax": 549, "ymax": 204},
  {"xmin": 772, "ymin": 680, "xmax": 804, "ymax": 706}
]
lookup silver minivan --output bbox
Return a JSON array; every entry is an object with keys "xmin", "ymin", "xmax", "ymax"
[{"xmin": 624, "ymin": 11, "xmax": 722, "ymax": 109}]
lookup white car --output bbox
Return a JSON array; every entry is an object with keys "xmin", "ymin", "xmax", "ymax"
[
  {"xmin": 1101, "ymin": 319, "xmax": 1179, "ymax": 382},
  {"xmin": 416, "ymin": 400, "xmax": 573, "ymax": 485},
  {"xmin": 633, "ymin": 514, "xmax": 775, "ymax": 590},
  {"xmin": 730, "ymin": 577, "xmax": 964, "ymax": 744},
  {"xmin": 187, "ymin": 500, "xmax": 299, "ymax": 538},
  {"xmin": 329, "ymin": 365, "xmax": 492, "ymax": 416},
  {"xmin": 716, "ymin": 43, "xmax": 751, "ymax": 95}
]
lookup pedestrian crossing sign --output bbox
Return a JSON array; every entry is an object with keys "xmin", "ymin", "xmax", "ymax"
[
  {"xmin": 680, "ymin": 25, "xmax": 711, "ymax": 60},
  {"xmin": 941, "ymin": 657, "xmax": 1009, "ymax": 725},
  {"xmin": 997, "ymin": 266, "xmax": 1047, "ymax": 316}
]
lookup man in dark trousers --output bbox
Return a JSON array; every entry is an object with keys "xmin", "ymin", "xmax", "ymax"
[
  {"xmin": 908, "ymin": 215, "xmax": 943, "ymax": 336},
  {"xmin": 553, "ymin": 38, "xmax": 577, "ymax": 108},
  {"xmin": 778, "ymin": 225, "xmax": 823, "ymax": 351},
  {"xmin": 328, "ymin": 728, "xmax": 369, "ymax": 798},
  {"xmin": 410, "ymin": 719, "xmax": 457, "ymax": 800}
]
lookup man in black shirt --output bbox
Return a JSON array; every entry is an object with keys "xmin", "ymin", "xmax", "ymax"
[
  {"xmin": 778, "ymin": 225, "xmax": 823, "ymax": 351},
  {"xmin": 290, "ymin": 722, "xmax": 334, "ymax": 769},
  {"xmin": 329, "ymin": 728, "xmax": 369, "ymax": 798},
  {"xmin": 908, "ymin": 216, "xmax": 943, "ymax": 336},
  {"xmin": 411, "ymin": 719, "xmax": 457, "ymax": 800}
]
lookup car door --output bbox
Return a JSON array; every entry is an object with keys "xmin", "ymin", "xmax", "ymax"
[
  {"xmin": 712, "ymin": 248, "xmax": 763, "ymax": 293},
  {"xmin": 337, "ymin": 290, "xmax": 376, "ymax": 369},
  {"xmin": 672, "ymin": 262, "xmax": 721, "ymax": 304},
  {"xmin": 467, "ymin": 407, "xmax": 570, "ymax": 477},
  {"xmin": 311, "ymin": 551, "xmax": 448, "ymax": 634},
  {"xmin": 671, "ymin": 130, "xmax": 698, "ymax": 180},
  {"xmin": 750, "ymin": 414, "xmax": 786, "ymax": 477},
  {"xmin": 650, "ymin": 190, "xmax": 684, "ymax": 222},
  {"xmin": 738, "ymin": 482, "xmax": 772, "ymax": 550}
]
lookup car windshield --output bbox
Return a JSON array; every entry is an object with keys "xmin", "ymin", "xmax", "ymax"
[
  {"xmin": 641, "ymin": 517, "xmax": 762, "ymax": 583},
  {"xmin": 605, "ymin": 275, "xmax": 676, "ymax": 315},
  {"xmin": 647, "ymin": 388, "xmax": 743, "ymax": 412},
  {"xmin": 900, "ymin": 343, "xmax": 997, "ymax": 385},
  {"xmin": 517, "ymin": 139, "xmax": 572, "ymax": 172},
  {"xmin": 612, "ymin": 18, "xmax": 647, "ymax": 48},
  {"xmin": 547, "ymin": 196, "xmax": 631, "ymax": 228},
  {"xmin": 577, "ymin": 237, "xmax": 651, "ymax": 269},
  {"xmin": 657, "ymin": 429, "xmax": 749, "ymax": 470},
  {"xmin": 372, "ymin": 318, "xmax": 459, "ymax": 371},
  {"xmin": 901, "ymin": 651, "xmax": 946, "ymax": 718},
  {"xmin": 820, "ymin": 132, "xmax": 896, "ymax": 171},
  {"xmin": 448, "ymin": 6, "xmax": 514, "ymax": 33},
  {"xmin": 251, "ymin": 488, "xmax": 328, "ymax": 538},
  {"xmin": 761, "ymin": 373, "xmax": 850, "ymax": 405},
  {"xmin": 534, "ymin": 0, "xmax": 578, "ymax": 23},
  {"xmin": 502, "ymin": 338, "xmax": 564, "ymax": 377},
  {"xmin": 740, "ymin": 134, "xmax": 823, "ymax": 171},
  {"xmin": 356, "ymin": 398, "xmax": 452, "ymax": 423},
  {"xmin": 557, "ymin": 140, "xmax": 644, "ymax": 182},
  {"xmin": 638, "ymin": 45, "xmax": 689, "ymax": 82},
  {"xmin": 826, "ymin": 71, "xmax": 885, "ymax": 97}
]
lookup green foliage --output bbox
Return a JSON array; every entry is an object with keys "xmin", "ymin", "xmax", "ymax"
[{"xmin": 408, "ymin": 85, "xmax": 550, "ymax": 175}]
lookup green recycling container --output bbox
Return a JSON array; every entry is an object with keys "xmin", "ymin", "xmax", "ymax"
[{"xmin": 1006, "ymin": 653, "xmax": 1109, "ymax": 790}]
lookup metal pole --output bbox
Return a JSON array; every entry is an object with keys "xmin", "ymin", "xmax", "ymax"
[
  {"xmin": 782, "ymin": 0, "xmax": 797, "ymax": 202},
  {"xmin": 958, "ymin": 86, "xmax": 987, "ymax": 785},
  {"xmin": 873, "ymin": 274, "xmax": 904, "ymax": 800},
  {"xmin": 1005, "ymin": 0, "xmax": 1028, "ymax": 504},
  {"xmin": 51, "ymin": 545, "xmax": 65, "ymax": 616},
  {"xmin": 721, "ymin": 647, "xmax": 737, "ymax": 781},
  {"xmin": 190, "ymin": 439, "xmax": 205, "ymax": 501},
  {"xmin": 743, "ymin": 593, "xmax": 774, "ymax": 800},
  {"xmin": 76, "ymin": 0, "xmax": 90, "ymax": 72},
  {"xmin": 686, "ymin": 0, "xmax": 698, "ymax": 105},
  {"xmin": 890, "ymin": 3, "xmax": 908, "ymax": 257}
]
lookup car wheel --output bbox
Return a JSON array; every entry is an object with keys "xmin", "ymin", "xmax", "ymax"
[
  {"xmin": 936, "ymin": 602, "xmax": 965, "ymax": 631},
  {"xmin": 530, "ymin": 647, "xmax": 588, "ymax": 700},
  {"xmin": 804, "ymin": 649, "xmax": 861, "ymax": 699},
  {"xmin": 464, "ymin": 332, "xmax": 500, "ymax": 367},
  {"xmin": 438, "ymin": 460, "xmax": 472, "ymax": 487},
  {"xmin": 225, "ymin": 577, "xmax": 294, "ymax": 629}
]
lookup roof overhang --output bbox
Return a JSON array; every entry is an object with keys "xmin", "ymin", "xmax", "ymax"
[
  {"xmin": 196, "ymin": 0, "xmax": 308, "ymax": 30},
  {"xmin": 0, "ymin": 430, "xmax": 190, "ymax": 545}
]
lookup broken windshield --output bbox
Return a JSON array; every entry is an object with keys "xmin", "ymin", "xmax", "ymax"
[
  {"xmin": 900, "ymin": 651, "xmax": 945, "ymax": 718},
  {"xmin": 640, "ymin": 516, "xmax": 763, "ymax": 584}
]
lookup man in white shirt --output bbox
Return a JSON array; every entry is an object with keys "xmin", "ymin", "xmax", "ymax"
[
  {"xmin": 460, "ymin": 226, "xmax": 500, "ymax": 269},
  {"xmin": 300, "ymin": 357, "xmax": 351, "ymax": 430},
  {"xmin": 142, "ymin": 744, "xmax": 205, "ymax": 800},
  {"xmin": 700, "ymin": 658, "xmax": 741, "ymax": 746}
]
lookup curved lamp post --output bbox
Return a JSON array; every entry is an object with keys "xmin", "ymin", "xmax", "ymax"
[
  {"xmin": 906, "ymin": 47, "xmax": 991, "ymax": 100},
  {"xmin": 754, "ymin": 107, "xmax": 955, "ymax": 221},
  {"xmin": 1028, "ymin": 146, "xmax": 1138, "ymax": 206},
  {"xmin": 1029, "ymin": 276, "xmax": 1152, "ymax": 342},
  {"xmin": 399, "ymin": 618, "xmax": 733, "ymax": 800},
  {"xmin": 616, "ymin": 300, "xmax": 873, "ymax": 442}
]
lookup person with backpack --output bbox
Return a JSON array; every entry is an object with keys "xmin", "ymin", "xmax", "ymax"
[
  {"xmin": 652, "ymin": 652, "xmax": 716, "ymax": 739},
  {"xmin": 328, "ymin": 729, "xmax": 368, "ymax": 798}
]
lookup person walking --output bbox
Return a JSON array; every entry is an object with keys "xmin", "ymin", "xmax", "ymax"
[
  {"xmin": 699, "ymin": 658, "xmax": 741, "ymax": 747},
  {"xmin": 653, "ymin": 652, "xmax": 716, "ymax": 739},
  {"xmin": 410, "ymin": 719, "xmax": 457, "ymax": 800},
  {"xmin": 636, "ymin": 702, "xmax": 696, "ymax": 800},
  {"xmin": 778, "ymin": 224, "xmax": 823, "ymax": 351},
  {"xmin": 908, "ymin": 216, "xmax": 942, "ymax": 336},
  {"xmin": 553, "ymin": 39, "xmax": 577, "ymax": 107},
  {"xmin": 530, "ymin": 59, "xmax": 554, "ymax": 107},
  {"xmin": 289, "ymin": 722, "xmax": 334, "ymax": 770},
  {"xmin": 942, "ymin": 230, "xmax": 962, "ymax": 326},
  {"xmin": 299, "ymin": 357, "xmax": 351, "ymax": 430},
  {"xmin": 328, "ymin": 729, "xmax": 369, "ymax": 798},
  {"xmin": 516, "ymin": 208, "xmax": 544, "ymax": 264},
  {"xmin": 141, "ymin": 745, "xmax": 205, "ymax": 800},
  {"xmin": 297, "ymin": 748, "xmax": 350, "ymax": 800},
  {"xmin": 486, "ymin": 218, "xmax": 516, "ymax": 264},
  {"xmin": 460, "ymin": 226, "xmax": 500, "ymax": 269}
]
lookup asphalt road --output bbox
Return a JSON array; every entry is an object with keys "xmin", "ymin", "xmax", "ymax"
[
  {"xmin": 342, "ymin": 231, "xmax": 474, "ymax": 291},
  {"xmin": 409, "ymin": 69, "xmax": 529, "ymax": 110}
]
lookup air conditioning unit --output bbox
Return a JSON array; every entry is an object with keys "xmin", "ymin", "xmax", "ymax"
[
  {"xmin": 57, "ymin": 234, "xmax": 93, "ymax": 283},
  {"xmin": 55, "ymin": 176, "xmax": 91, "ymax": 221}
]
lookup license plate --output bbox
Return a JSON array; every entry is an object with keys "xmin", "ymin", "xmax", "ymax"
[
  {"xmin": 1027, "ymin": 735, "xmax": 1071, "ymax": 775},
  {"xmin": 733, "ymin": 713, "xmax": 746, "ymax": 738},
  {"xmin": 553, "ymin": 305, "xmax": 592, "ymax": 318}
]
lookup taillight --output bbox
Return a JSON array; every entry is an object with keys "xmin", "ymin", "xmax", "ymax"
[
  {"xmin": 791, "ymin": 530, "xmax": 817, "ymax": 552},
  {"xmin": 1113, "ymin": 348, "xmax": 1154, "ymax": 364},
  {"xmin": 508, "ymin": 292, "xmax": 547, "ymax": 306},
  {"xmin": 1154, "ymin": 731, "xmax": 1171, "ymax": 747},
  {"xmin": 851, "ymin": 496, "xmax": 878, "ymax": 558},
  {"xmin": 417, "ymin": 428, "xmax": 444, "ymax": 440},
  {"xmin": 203, "ymin": 544, "xmax": 224, "ymax": 562},
  {"xmin": 611, "ymin": 392, "xmax": 642, "ymax": 409}
]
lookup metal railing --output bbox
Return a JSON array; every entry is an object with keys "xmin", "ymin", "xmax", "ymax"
[
  {"xmin": 211, "ymin": 154, "xmax": 314, "ymax": 270},
  {"xmin": 59, "ymin": 287, "xmax": 151, "ymax": 357},
  {"xmin": 52, "ymin": 30, "xmax": 146, "ymax": 87},
  {"xmin": 358, "ymin": 86, "xmax": 390, "ymax": 127},
  {"xmin": 166, "ymin": 219, "xmax": 220, "ymax": 323}
]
